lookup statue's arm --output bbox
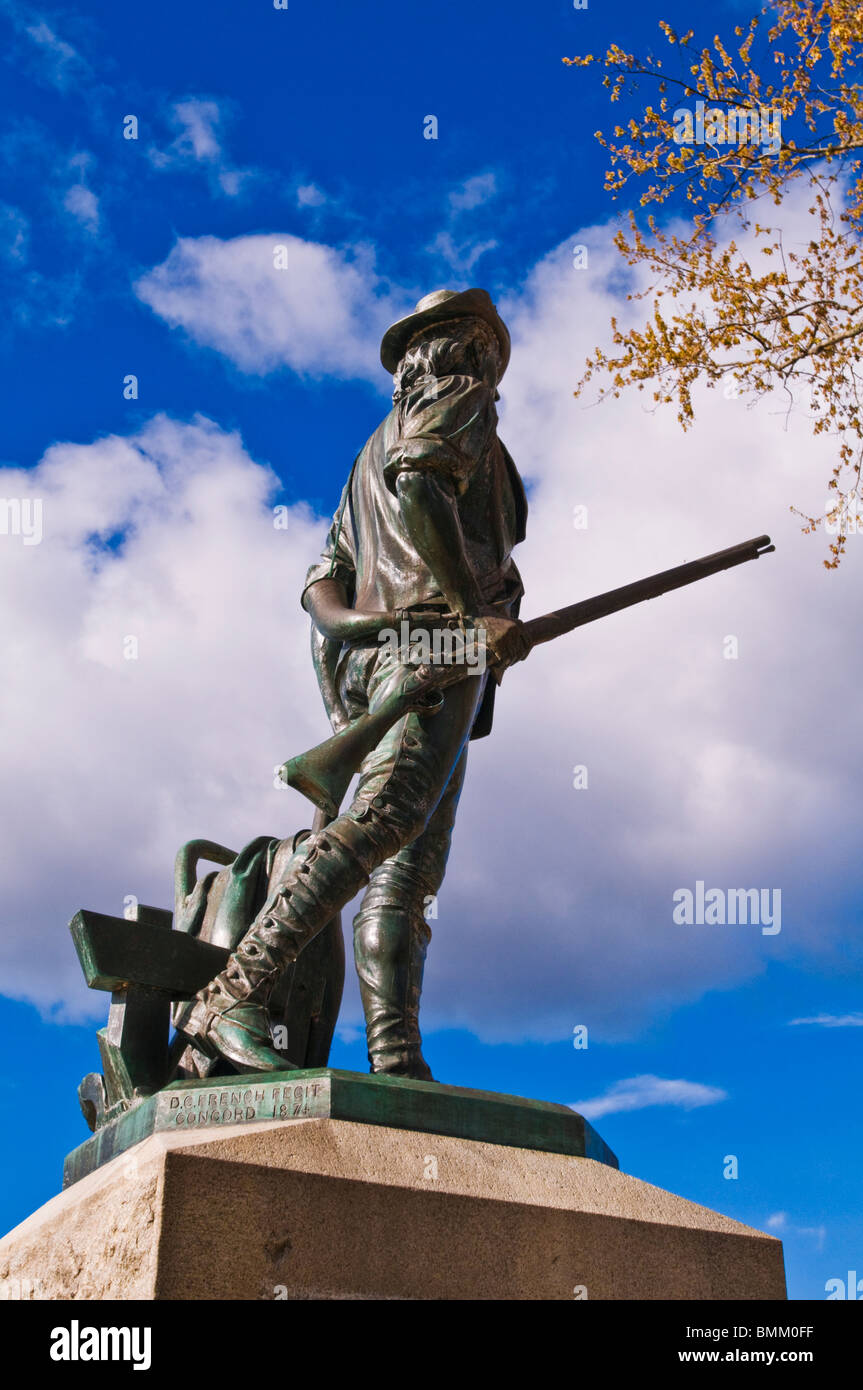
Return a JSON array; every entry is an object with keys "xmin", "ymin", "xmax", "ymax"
[
  {"xmin": 301, "ymin": 470, "xmax": 403, "ymax": 641},
  {"xmin": 394, "ymin": 472, "xmax": 528, "ymax": 669},
  {"xmin": 309, "ymin": 620, "xmax": 350, "ymax": 733},
  {"xmin": 303, "ymin": 578, "xmax": 399, "ymax": 642},
  {"xmin": 384, "ymin": 375, "xmax": 528, "ymax": 667},
  {"xmin": 393, "ymin": 472, "xmax": 485, "ymax": 616}
]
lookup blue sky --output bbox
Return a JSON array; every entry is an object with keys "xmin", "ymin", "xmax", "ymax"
[{"xmin": 1, "ymin": 0, "xmax": 861, "ymax": 1302}]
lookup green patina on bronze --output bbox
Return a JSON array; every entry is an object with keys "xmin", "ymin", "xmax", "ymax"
[
  {"xmin": 70, "ymin": 893, "xmax": 343, "ymax": 1133},
  {"xmin": 63, "ymin": 1067, "xmax": 619, "ymax": 1188},
  {"xmin": 71, "ymin": 907, "xmax": 227, "ymax": 995}
]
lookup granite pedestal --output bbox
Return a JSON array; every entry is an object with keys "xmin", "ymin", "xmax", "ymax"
[{"xmin": 0, "ymin": 1070, "xmax": 785, "ymax": 1300}]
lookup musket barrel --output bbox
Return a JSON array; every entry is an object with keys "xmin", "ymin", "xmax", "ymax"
[{"xmin": 523, "ymin": 535, "xmax": 774, "ymax": 648}]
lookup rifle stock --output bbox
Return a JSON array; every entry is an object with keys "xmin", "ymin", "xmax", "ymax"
[
  {"xmin": 279, "ymin": 671, "xmax": 455, "ymax": 821},
  {"xmin": 281, "ymin": 533, "xmax": 775, "ymax": 817}
]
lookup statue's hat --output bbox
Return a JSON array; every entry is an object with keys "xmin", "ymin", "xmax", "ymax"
[{"xmin": 380, "ymin": 288, "xmax": 510, "ymax": 378}]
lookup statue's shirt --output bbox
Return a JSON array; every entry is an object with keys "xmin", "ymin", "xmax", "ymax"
[{"xmin": 302, "ymin": 373, "xmax": 527, "ymax": 615}]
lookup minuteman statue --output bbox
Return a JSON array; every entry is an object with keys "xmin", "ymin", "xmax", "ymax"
[{"xmin": 178, "ymin": 289, "xmax": 530, "ymax": 1081}]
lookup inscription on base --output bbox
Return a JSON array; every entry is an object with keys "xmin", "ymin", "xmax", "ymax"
[{"xmin": 155, "ymin": 1080, "xmax": 326, "ymax": 1131}]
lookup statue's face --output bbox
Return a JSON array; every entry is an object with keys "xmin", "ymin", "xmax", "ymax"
[{"xmin": 393, "ymin": 318, "xmax": 500, "ymax": 394}]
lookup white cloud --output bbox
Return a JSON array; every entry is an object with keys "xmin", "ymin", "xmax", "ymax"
[
  {"xmin": 0, "ymin": 203, "xmax": 28, "ymax": 260},
  {"xmin": 427, "ymin": 230, "xmax": 498, "ymax": 274},
  {"xmin": 62, "ymin": 183, "xmax": 99, "ymax": 234},
  {"xmin": 18, "ymin": 14, "xmax": 87, "ymax": 89},
  {"xmin": 428, "ymin": 172, "xmax": 499, "ymax": 272},
  {"xmin": 135, "ymin": 234, "xmax": 410, "ymax": 382},
  {"xmin": 571, "ymin": 1075, "xmax": 727, "ymax": 1120},
  {"xmin": 297, "ymin": 184, "xmax": 327, "ymax": 209},
  {"xmin": 449, "ymin": 173, "xmax": 496, "ymax": 213},
  {"xmin": 0, "ymin": 414, "xmax": 329, "ymax": 1017},
  {"xmin": 171, "ymin": 99, "xmax": 222, "ymax": 162},
  {"xmin": 765, "ymin": 1212, "xmax": 826, "ymax": 1248},
  {"xmin": 789, "ymin": 1014, "xmax": 863, "ymax": 1028},
  {"xmin": 149, "ymin": 99, "xmax": 254, "ymax": 198}
]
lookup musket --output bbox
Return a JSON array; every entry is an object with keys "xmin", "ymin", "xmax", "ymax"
[{"xmin": 280, "ymin": 534, "xmax": 775, "ymax": 819}]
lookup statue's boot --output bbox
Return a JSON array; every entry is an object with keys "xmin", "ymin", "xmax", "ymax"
[
  {"xmin": 354, "ymin": 904, "xmax": 434, "ymax": 1081},
  {"xmin": 179, "ymin": 827, "xmax": 371, "ymax": 1072}
]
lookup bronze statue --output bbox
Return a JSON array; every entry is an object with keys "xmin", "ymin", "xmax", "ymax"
[{"xmin": 71, "ymin": 287, "xmax": 774, "ymax": 1126}]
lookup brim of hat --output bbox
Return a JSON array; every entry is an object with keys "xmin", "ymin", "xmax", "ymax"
[{"xmin": 380, "ymin": 291, "xmax": 511, "ymax": 377}]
